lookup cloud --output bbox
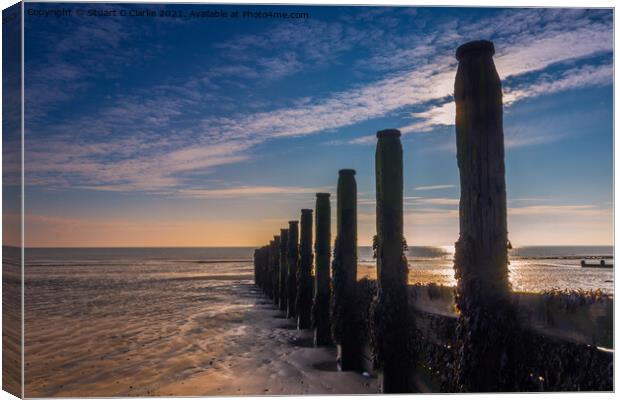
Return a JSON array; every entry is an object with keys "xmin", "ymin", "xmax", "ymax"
[
  {"xmin": 25, "ymin": 7, "xmax": 612, "ymax": 193},
  {"xmin": 413, "ymin": 198, "xmax": 460, "ymax": 206},
  {"xmin": 176, "ymin": 185, "xmax": 326, "ymax": 199},
  {"xmin": 508, "ymin": 204, "xmax": 608, "ymax": 217},
  {"xmin": 413, "ymin": 184, "xmax": 456, "ymax": 191}
]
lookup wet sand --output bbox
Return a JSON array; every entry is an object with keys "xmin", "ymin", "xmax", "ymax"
[
  {"xmin": 24, "ymin": 260, "xmax": 376, "ymax": 397},
  {"xmin": 2, "ymin": 251, "xmax": 22, "ymax": 398}
]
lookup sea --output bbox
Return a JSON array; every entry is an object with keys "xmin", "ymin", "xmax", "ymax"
[{"xmin": 23, "ymin": 245, "xmax": 614, "ymax": 293}]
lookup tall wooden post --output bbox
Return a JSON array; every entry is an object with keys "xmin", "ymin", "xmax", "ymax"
[
  {"xmin": 286, "ymin": 221, "xmax": 299, "ymax": 319},
  {"xmin": 332, "ymin": 169, "xmax": 361, "ymax": 371},
  {"xmin": 374, "ymin": 129, "xmax": 409, "ymax": 393},
  {"xmin": 312, "ymin": 193, "xmax": 332, "ymax": 346},
  {"xmin": 272, "ymin": 236, "xmax": 281, "ymax": 305},
  {"xmin": 296, "ymin": 209, "xmax": 313, "ymax": 329},
  {"xmin": 279, "ymin": 229, "xmax": 289, "ymax": 311},
  {"xmin": 452, "ymin": 40, "xmax": 517, "ymax": 392}
]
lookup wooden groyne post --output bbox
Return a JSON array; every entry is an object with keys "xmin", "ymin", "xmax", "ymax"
[
  {"xmin": 286, "ymin": 220, "xmax": 300, "ymax": 319},
  {"xmin": 332, "ymin": 169, "xmax": 361, "ymax": 371},
  {"xmin": 254, "ymin": 246, "xmax": 268, "ymax": 292},
  {"xmin": 266, "ymin": 240, "xmax": 275, "ymax": 299},
  {"xmin": 452, "ymin": 40, "xmax": 518, "ymax": 391},
  {"xmin": 296, "ymin": 209, "xmax": 314, "ymax": 329},
  {"xmin": 312, "ymin": 193, "xmax": 332, "ymax": 346},
  {"xmin": 374, "ymin": 129, "xmax": 410, "ymax": 393},
  {"xmin": 272, "ymin": 236, "xmax": 281, "ymax": 305},
  {"xmin": 279, "ymin": 228, "xmax": 289, "ymax": 311},
  {"xmin": 253, "ymin": 248, "xmax": 259, "ymax": 286}
]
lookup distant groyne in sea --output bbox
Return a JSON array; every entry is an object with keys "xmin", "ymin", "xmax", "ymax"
[{"xmin": 253, "ymin": 41, "xmax": 613, "ymax": 393}]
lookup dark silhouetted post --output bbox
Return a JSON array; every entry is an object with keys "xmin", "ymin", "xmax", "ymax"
[
  {"xmin": 266, "ymin": 240, "xmax": 275, "ymax": 298},
  {"xmin": 296, "ymin": 209, "xmax": 314, "ymax": 329},
  {"xmin": 286, "ymin": 221, "xmax": 299, "ymax": 319},
  {"xmin": 312, "ymin": 193, "xmax": 332, "ymax": 346},
  {"xmin": 279, "ymin": 229, "xmax": 289, "ymax": 311},
  {"xmin": 332, "ymin": 169, "xmax": 361, "ymax": 371},
  {"xmin": 374, "ymin": 129, "xmax": 409, "ymax": 393},
  {"xmin": 262, "ymin": 245, "xmax": 269, "ymax": 294},
  {"xmin": 253, "ymin": 248, "xmax": 260, "ymax": 287},
  {"xmin": 272, "ymin": 236, "xmax": 281, "ymax": 305},
  {"xmin": 452, "ymin": 40, "xmax": 517, "ymax": 392}
]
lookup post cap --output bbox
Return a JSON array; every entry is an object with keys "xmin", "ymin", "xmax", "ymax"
[
  {"xmin": 456, "ymin": 40, "xmax": 495, "ymax": 61},
  {"xmin": 288, "ymin": 220, "xmax": 299, "ymax": 225},
  {"xmin": 376, "ymin": 129, "xmax": 401, "ymax": 138},
  {"xmin": 280, "ymin": 228, "xmax": 288, "ymax": 233},
  {"xmin": 316, "ymin": 192, "xmax": 331, "ymax": 198},
  {"xmin": 339, "ymin": 169, "xmax": 356, "ymax": 175},
  {"xmin": 301, "ymin": 208, "xmax": 313, "ymax": 214}
]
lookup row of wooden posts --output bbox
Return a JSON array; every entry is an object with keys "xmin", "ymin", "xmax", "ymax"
[{"xmin": 254, "ymin": 40, "xmax": 516, "ymax": 393}]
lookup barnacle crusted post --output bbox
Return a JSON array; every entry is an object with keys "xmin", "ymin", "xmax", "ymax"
[{"xmin": 452, "ymin": 40, "xmax": 518, "ymax": 392}]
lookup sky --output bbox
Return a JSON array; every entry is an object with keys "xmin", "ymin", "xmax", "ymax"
[{"xmin": 7, "ymin": 3, "xmax": 613, "ymax": 247}]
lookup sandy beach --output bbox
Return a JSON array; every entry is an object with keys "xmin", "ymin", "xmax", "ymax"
[
  {"xmin": 24, "ymin": 257, "xmax": 376, "ymax": 397},
  {"xmin": 21, "ymin": 245, "xmax": 613, "ymax": 396}
]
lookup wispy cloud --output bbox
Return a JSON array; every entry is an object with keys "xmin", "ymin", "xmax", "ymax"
[
  {"xmin": 413, "ymin": 184, "xmax": 456, "ymax": 191},
  {"xmin": 25, "ymin": 7, "xmax": 612, "ymax": 193},
  {"xmin": 508, "ymin": 204, "xmax": 608, "ymax": 217},
  {"xmin": 176, "ymin": 185, "xmax": 326, "ymax": 199}
]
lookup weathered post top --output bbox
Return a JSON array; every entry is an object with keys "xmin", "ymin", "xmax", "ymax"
[
  {"xmin": 280, "ymin": 229, "xmax": 289, "ymax": 244},
  {"xmin": 338, "ymin": 168, "xmax": 356, "ymax": 175},
  {"xmin": 299, "ymin": 211, "xmax": 313, "ymax": 257},
  {"xmin": 314, "ymin": 194, "xmax": 331, "ymax": 253},
  {"xmin": 376, "ymin": 128, "xmax": 401, "ymax": 138},
  {"xmin": 299, "ymin": 210, "xmax": 313, "ymax": 256},
  {"xmin": 287, "ymin": 221, "xmax": 299, "ymax": 252},
  {"xmin": 455, "ymin": 40, "xmax": 495, "ymax": 61}
]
